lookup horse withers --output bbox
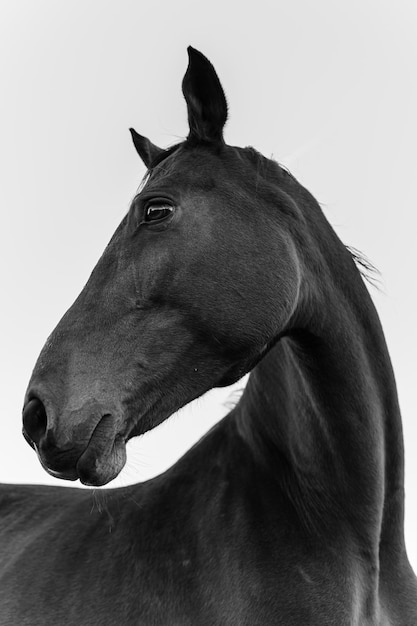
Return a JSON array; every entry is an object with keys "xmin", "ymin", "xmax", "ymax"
[{"xmin": 1, "ymin": 47, "xmax": 416, "ymax": 625}]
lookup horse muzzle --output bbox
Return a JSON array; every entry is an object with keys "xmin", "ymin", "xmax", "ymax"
[{"xmin": 22, "ymin": 396, "xmax": 127, "ymax": 486}]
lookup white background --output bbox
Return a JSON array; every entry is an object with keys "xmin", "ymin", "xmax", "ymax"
[{"xmin": 1, "ymin": 1, "xmax": 416, "ymax": 569}]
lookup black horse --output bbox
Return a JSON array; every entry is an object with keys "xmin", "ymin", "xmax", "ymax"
[{"xmin": 1, "ymin": 47, "xmax": 416, "ymax": 624}]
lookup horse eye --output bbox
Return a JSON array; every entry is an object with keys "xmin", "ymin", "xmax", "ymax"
[{"xmin": 144, "ymin": 204, "xmax": 174, "ymax": 223}]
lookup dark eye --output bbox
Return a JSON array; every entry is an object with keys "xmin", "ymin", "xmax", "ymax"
[{"xmin": 144, "ymin": 203, "xmax": 174, "ymax": 223}]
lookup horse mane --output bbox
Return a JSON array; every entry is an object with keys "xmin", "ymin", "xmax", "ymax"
[
  {"xmin": 346, "ymin": 246, "xmax": 381, "ymax": 288},
  {"xmin": 245, "ymin": 147, "xmax": 381, "ymax": 289}
]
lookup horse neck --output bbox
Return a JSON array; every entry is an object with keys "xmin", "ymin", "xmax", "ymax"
[{"xmin": 236, "ymin": 192, "xmax": 404, "ymax": 547}]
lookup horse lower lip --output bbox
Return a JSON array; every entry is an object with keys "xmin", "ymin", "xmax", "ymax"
[{"xmin": 75, "ymin": 415, "xmax": 126, "ymax": 486}]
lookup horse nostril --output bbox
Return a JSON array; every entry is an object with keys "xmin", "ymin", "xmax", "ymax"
[{"xmin": 22, "ymin": 397, "xmax": 48, "ymax": 446}]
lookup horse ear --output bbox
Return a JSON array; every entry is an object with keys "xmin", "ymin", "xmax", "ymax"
[
  {"xmin": 182, "ymin": 46, "xmax": 228, "ymax": 145},
  {"xmin": 129, "ymin": 128, "xmax": 164, "ymax": 168}
]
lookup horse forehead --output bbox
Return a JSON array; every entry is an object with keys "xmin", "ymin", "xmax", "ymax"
[{"xmin": 145, "ymin": 145, "xmax": 248, "ymax": 192}]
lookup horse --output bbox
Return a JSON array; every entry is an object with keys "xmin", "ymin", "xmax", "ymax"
[{"xmin": 1, "ymin": 46, "xmax": 416, "ymax": 625}]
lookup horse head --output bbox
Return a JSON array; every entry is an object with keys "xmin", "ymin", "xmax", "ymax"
[{"xmin": 22, "ymin": 48, "xmax": 301, "ymax": 486}]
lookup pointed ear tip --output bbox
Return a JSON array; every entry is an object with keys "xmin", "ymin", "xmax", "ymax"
[
  {"xmin": 186, "ymin": 46, "xmax": 193, "ymax": 63},
  {"xmin": 187, "ymin": 45, "xmax": 203, "ymax": 60},
  {"xmin": 130, "ymin": 128, "xmax": 143, "ymax": 141}
]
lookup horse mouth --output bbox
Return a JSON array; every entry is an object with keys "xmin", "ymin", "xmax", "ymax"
[
  {"xmin": 39, "ymin": 414, "xmax": 127, "ymax": 487},
  {"xmin": 76, "ymin": 416, "xmax": 127, "ymax": 486}
]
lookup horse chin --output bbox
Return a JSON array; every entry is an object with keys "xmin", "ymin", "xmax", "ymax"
[{"xmin": 75, "ymin": 414, "xmax": 127, "ymax": 487}]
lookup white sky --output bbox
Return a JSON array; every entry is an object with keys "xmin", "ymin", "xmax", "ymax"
[{"xmin": 1, "ymin": 0, "xmax": 416, "ymax": 568}]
